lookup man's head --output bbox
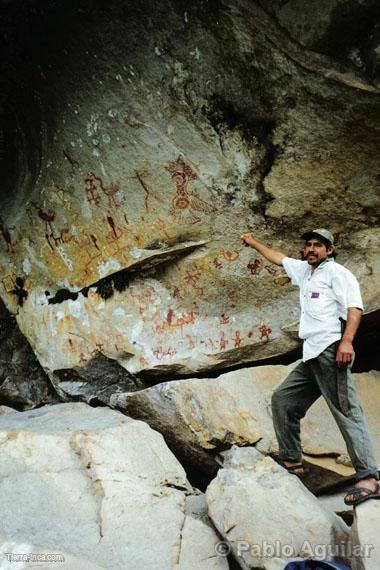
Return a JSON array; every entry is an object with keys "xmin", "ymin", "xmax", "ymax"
[{"xmin": 301, "ymin": 228, "xmax": 336, "ymax": 267}]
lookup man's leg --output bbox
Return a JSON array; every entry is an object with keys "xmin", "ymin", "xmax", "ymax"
[
  {"xmin": 271, "ymin": 361, "xmax": 321, "ymax": 465},
  {"xmin": 310, "ymin": 343, "xmax": 379, "ymax": 498}
]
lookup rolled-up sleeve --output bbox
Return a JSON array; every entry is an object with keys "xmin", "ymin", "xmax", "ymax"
[{"xmin": 282, "ymin": 257, "xmax": 308, "ymax": 286}]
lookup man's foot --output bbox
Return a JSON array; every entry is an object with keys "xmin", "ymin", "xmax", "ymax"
[
  {"xmin": 279, "ymin": 459, "xmax": 305, "ymax": 478},
  {"xmin": 344, "ymin": 477, "xmax": 380, "ymax": 506}
]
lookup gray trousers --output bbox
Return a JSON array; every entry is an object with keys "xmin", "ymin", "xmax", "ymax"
[{"xmin": 271, "ymin": 342, "xmax": 379, "ymax": 482}]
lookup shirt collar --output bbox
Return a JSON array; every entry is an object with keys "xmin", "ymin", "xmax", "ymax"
[
  {"xmin": 308, "ymin": 257, "xmax": 334, "ymax": 274},
  {"xmin": 317, "ymin": 257, "xmax": 334, "ymax": 269}
]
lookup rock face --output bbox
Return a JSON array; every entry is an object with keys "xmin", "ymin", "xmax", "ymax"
[
  {"xmin": 206, "ymin": 446, "xmax": 350, "ymax": 570},
  {"xmin": 0, "ymin": 0, "xmax": 379, "ymax": 381},
  {"xmin": 259, "ymin": 0, "xmax": 380, "ymax": 87},
  {"xmin": 0, "ymin": 403, "xmax": 228, "ymax": 570},
  {"xmin": 53, "ymin": 352, "xmax": 146, "ymax": 405},
  {"xmin": 0, "ymin": 298, "xmax": 58, "ymax": 409},
  {"xmin": 112, "ymin": 365, "xmax": 380, "ymax": 488}
]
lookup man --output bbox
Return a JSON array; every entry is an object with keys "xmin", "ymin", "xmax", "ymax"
[{"xmin": 240, "ymin": 228, "xmax": 379, "ymax": 506}]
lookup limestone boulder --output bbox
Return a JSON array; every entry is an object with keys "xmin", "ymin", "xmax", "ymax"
[
  {"xmin": 0, "ymin": 542, "xmax": 106, "ymax": 570},
  {"xmin": 206, "ymin": 446, "xmax": 350, "ymax": 570},
  {"xmin": 0, "ymin": 403, "xmax": 228, "ymax": 570},
  {"xmin": 112, "ymin": 365, "xmax": 380, "ymax": 488},
  {"xmin": 111, "ymin": 364, "xmax": 292, "ymax": 475}
]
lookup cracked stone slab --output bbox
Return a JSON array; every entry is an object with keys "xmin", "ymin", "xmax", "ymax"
[
  {"xmin": 206, "ymin": 446, "xmax": 350, "ymax": 570},
  {"xmin": 0, "ymin": 403, "xmax": 228, "ymax": 570}
]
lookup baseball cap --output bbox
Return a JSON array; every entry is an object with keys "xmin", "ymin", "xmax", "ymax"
[{"xmin": 301, "ymin": 228, "xmax": 334, "ymax": 245}]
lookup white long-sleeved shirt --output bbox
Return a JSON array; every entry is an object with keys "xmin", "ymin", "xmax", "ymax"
[{"xmin": 282, "ymin": 257, "xmax": 363, "ymax": 361}]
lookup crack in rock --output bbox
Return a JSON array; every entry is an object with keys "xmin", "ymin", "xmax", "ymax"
[
  {"xmin": 47, "ymin": 240, "xmax": 208, "ymax": 304},
  {"xmin": 70, "ymin": 433, "xmax": 105, "ymax": 542}
]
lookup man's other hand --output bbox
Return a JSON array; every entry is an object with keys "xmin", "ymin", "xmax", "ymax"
[{"xmin": 336, "ymin": 339, "xmax": 354, "ymax": 368}]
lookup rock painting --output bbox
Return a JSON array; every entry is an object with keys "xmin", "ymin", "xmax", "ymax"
[
  {"xmin": 213, "ymin": 248, "xmax": 240, "ymax": 270},
  {"xmin": 84, "ymin": 172, "xmax": 122, "ymax": 209},
  {"xmin": 233, "ymin": 331, "xmax": 242, "ymax": 348},
  {"xmin": 129, "ymin": 169, "xmax": 151, "ymax": 213},
  {"xmin": 152, "ymin": 346, "xmax": 177, "ymax": 360},
  {"xmin": 183, "ymin": 267, "xmax": 204, "ymax": 298},
  {"xmin": 220, "ymin": 313, "xmax": 230, "ymax": 324},
  {"xmin": 2, "ymin": 273, "xmax": 17, "ymax": 294},
  {"xmin": 247, "ymin": 258, "xmax": 263, "ymax": 275},
  {"xmin": 166, "ymin": 157, "xmax": 217, "ymax": 224},
  {"xmin": 154, "ymin": 309, "xmax": 197, "ymax": 335},
  {"xmin": 29, "ymin": 202, "xmax": 57, "ymax": 251},
  {"xmin": 27, "ymin": 202, "xmax": 75, "ymax": 271},
  {"xmin": 259, "ymin": 325, "xmax": 272, "ymax": 342},
  {"xmin": 0, "ymin": 216, "xmax": 18, "ymax": 253},
  {"xmin": 84, "ymin": 173, "xmax": 101, "ymax": 206}
]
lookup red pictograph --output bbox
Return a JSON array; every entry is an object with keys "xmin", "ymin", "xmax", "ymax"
[{"xmin": 166, "ymin": 157, "xmax": 217, "ymax": 224}]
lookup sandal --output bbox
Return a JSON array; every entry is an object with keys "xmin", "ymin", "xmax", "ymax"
[
  {"xmin": 344, "ymin": 482, "xmax": 380, "ymax": 506},
  {"xmin": 277, "ymin": 459, "xmax": 305, "ymax": 478}
]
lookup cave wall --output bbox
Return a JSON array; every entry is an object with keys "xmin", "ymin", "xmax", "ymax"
[{"xmin": 0, "ymin": 0, "xmax": 379, "ymax": 379}]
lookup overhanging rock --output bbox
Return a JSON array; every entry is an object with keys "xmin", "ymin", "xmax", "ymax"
[{"xmin": 0, "ymin": 0, "xmax": 380, "ymax": 377}]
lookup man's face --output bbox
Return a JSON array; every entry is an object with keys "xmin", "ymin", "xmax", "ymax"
[{"xmin": 303, "ymin": 238, "xmax": 333, "ymax": 267}]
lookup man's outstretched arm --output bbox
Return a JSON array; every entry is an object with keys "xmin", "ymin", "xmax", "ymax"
[{"xmin": 240, "ymin": 233, "xmax": 286, "ymax": 266}]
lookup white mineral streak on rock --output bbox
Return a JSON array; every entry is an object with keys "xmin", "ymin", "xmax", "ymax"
[
  {"xmin": 63, "ymin": 299, "xmax": 81, "ymax": 319},
  {"xmin": 97, "ymin": 259, "xmax": 121, "ymax": 278},
  {"xmin": 129, "ymin": 247, "xmax": 143, "ymax": 259},
  {"xmin": 86, "ymin": 114, "xmax": 100, "ymax": 137},
  {"xmin": 22, "ymin": 258, "xmax": 31, "ymax": 275}
]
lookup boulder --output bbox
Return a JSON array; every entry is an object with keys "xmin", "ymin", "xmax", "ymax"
[
  {"xmin": 0, "ymin": 542, "xmax": 106, "ymax": 570},
  {"xmin": 351, "ymin": 501, "xmax": 380, "ymax": 570},
  {"xmin": 111, "ymin": 364, "xmax": 289, "ymax": 475},
  {"xmin": 206, "ymin": 446, "xmax": 350, "ymax": 570},
  {"xmin": 0, "ymin": 403, "xmax": 228, "ymax": 570},
  {"xmin": 112, "ymin": 365, "xmax": 380, "ymax": 488}
]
